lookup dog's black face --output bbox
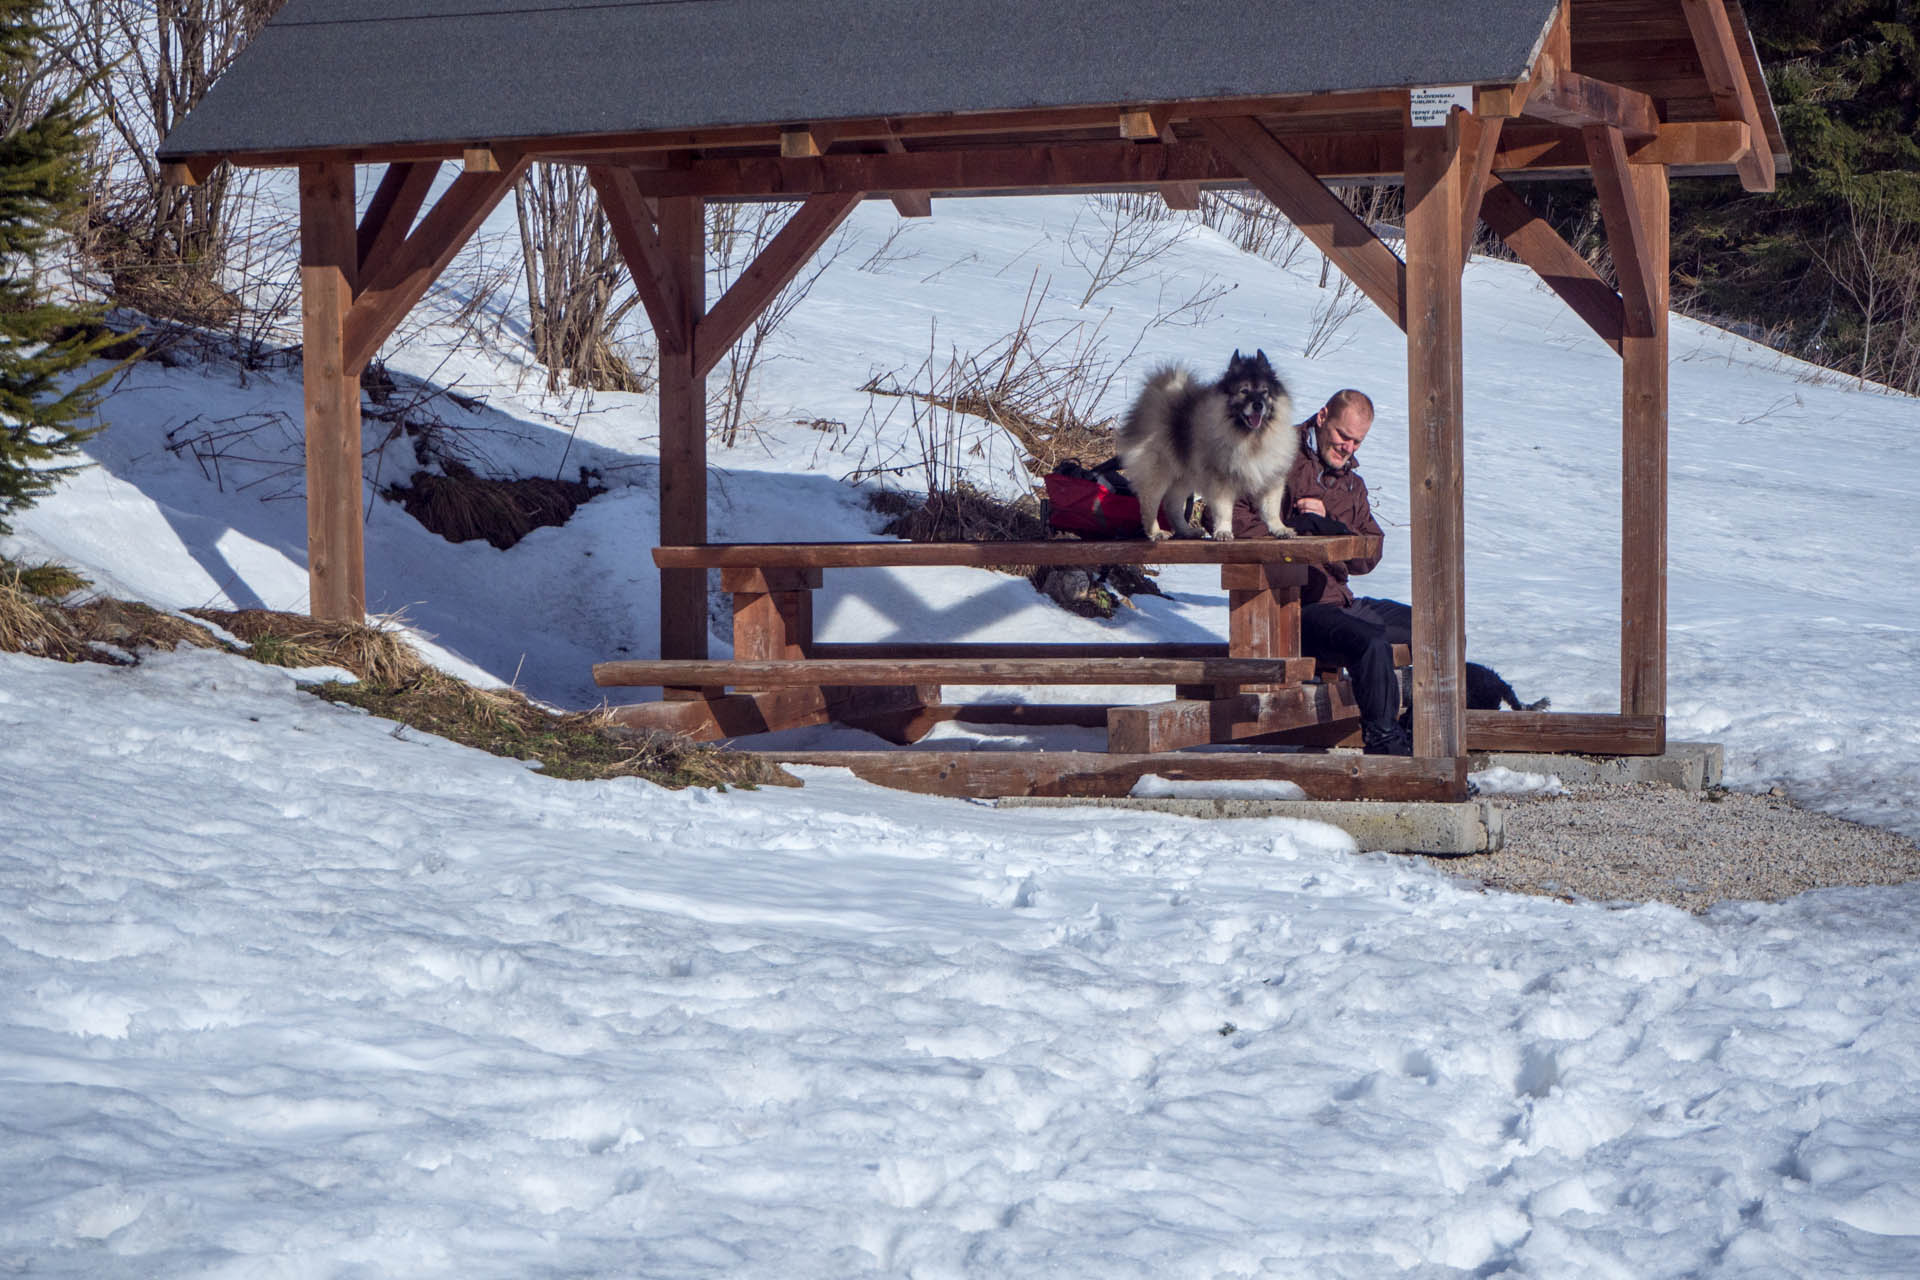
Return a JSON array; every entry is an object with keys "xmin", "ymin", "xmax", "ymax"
[{"xmin": 1221, "ymin": 349, "xmax": 1284, "ymax": 435}]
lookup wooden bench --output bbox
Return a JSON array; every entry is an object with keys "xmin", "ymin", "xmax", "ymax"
[{"xmin": 598, "ymin": 536, "xmax": 1380, "ymax": 753}]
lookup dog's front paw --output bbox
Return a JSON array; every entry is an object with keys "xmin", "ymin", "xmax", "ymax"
[
  {"xmin": 1144, "ymin": 526, "xmax": 1170, "ymax": 542},
  {"xmin": 1208, "ymin": 526, "xmax": 1235, "ymax": 542},
  {"xmin": 1269, "ymin": 522, "xmax": 1297, "ymax": 539}
]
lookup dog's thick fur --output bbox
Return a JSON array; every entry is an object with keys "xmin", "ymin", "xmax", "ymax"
[{"xmin": 1116, "ymin": 349, "xmax": 1296, "ymax": 541}]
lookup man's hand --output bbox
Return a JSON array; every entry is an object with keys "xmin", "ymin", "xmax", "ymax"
[{"xmin": 1293, "ymin": 497, "xmax": 1327, "ymax": 518}]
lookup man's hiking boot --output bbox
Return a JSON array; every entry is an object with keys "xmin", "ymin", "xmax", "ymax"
[{"xmin": 1361, "ymin": 723, "xmax": 1413, "ymax": 756}]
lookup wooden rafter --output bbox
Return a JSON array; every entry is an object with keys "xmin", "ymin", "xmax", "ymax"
[
  {"xmin": 341, "ymin": 157, "xmax": 530, "ymax": 373},
  {"xmin": 1198, "ymin": 116, "xmax": 1407, "ymax": 330},
  {"xmin": 694, "ymin": 192, "xmax": 863, "ymax": 379},
  {"xmin": 1678, "ymin": 0, "xmax": 1774, "ymax": 191},
  {"xmin": 1584, "ymin": 124, "xmax": 1660, "ymax": 338},
  {"xmin": 1477, "ymin": 179, "xmax": 1624, "ymax": 355}
]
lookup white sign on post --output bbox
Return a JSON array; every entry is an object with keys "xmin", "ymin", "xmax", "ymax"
[{"xmin": 1410, "ymin": 85, "xmax": 1474, "ymax": 127}]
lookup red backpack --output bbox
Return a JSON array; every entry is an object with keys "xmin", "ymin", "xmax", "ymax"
[{"xmin": 1043, "ymin": 458, "xmax": 1145, "ymax": 538}]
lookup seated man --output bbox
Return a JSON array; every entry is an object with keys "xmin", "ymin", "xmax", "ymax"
[{"xmin": 1232, "ymin": 388, "xmax": 1413, "ymax": 756}]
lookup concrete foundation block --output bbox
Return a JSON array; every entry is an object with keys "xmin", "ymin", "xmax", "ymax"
[
  {"xmin": 996, "ymin": 796, "xmax": 1503, "ymax": 855},
  {"xmin": 1469, "ymin": 740, "xmax": 1723, "ymax": 792}
]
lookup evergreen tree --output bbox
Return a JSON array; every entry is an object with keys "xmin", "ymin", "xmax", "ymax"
[{"xmin": 0, "ymin": 0, "xmax": 116, "ymax": 535}]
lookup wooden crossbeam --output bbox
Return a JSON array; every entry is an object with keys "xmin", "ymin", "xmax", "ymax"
[
  {"xmin": 462, "ymin": 148, "xmax": 503, "ymax": 173},
  {"xmin": 1477, "ymin": 179, "xmax": 1624, "ymax": 354},
  {"xmin": 1466, "ymin": 711, "xmax": 1664, "ymax": 755},
  {"xmin": 341, "ymin": 157, "xmax": 529, "ymax": 373},
  {"xmin": 1678, "ymin": 0, "xmax": 1774, "ymax": 191},
  {"xmin": 653, "ymin": 536, "xmax": 1377, "ymax": 569},
  {"xmin": 593, "ymin": 657, "xmax": 1316, "ymax": 688},
  {"xmin": 356, "ymin": 161, "xmax": 438, "ymax": 286},
  {"xmin": 1197, "ymin": 116, "xmax": 1407, "ymax": 330},
  {"xmin": 750, "ymin": 749, "xmax": 1468, "ymax": 802},
  {"xmin": 694, "ymin": 192, "xmax": 863, "ymax": 378},
  {"xmin": 613, "ymin": 124, "xmax": 1753, "ymax": 200},
  {"xmin": 588, "ymin": 164, "xmax": 693, "ymax": 354},
  {"xmin": 1584, "ymin": 125, "xmax": 1661, "ymax": 338}
]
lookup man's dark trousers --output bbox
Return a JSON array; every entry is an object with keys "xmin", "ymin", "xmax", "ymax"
[{"xmin": 1300, "ymin": 597, "xmax": 1411, "ymax": 740}]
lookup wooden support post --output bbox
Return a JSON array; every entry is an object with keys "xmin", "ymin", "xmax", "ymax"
[
  {"xmin": 1403, "ymin": 103, "xmax": 1470, "ymax": 764},
  {"xmin": 1621, "ymin": 162, "xmax": 1669, "ymax": 723},
  {"xmin": 656, "ymin": 196, "xmax": 707, "ymax": 660},
  {"xmin": 299, "ymin": 161, "xmax": 364, "ymax": 622}
]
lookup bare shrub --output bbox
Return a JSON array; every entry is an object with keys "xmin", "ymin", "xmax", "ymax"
[
  {"xmin": 513, "ymin": 163, "xmax": 650, "ymax": 393},
  {"xmin": 1199, "ymin": 191, "xmax": 1308, "ymax": 269},
  {"xmin": 47, "ymin": 0, "xmax": 287, "ymax": 325},
  {"xmin": 1808, "ymin": 189, "xmax": 1920, "ymax": 392},
  {"xmin": 1066, "ymin": 193, "xmax": 1191, "ymax": 307},
  {"xmin": 857, "ymin": 273, "xmax": 1140, "ymax": 480},
  {"xmin": 706, "ymin": 200, "xmax": 847, "ymax": 446},
  {"xmin": 1302, "ymin": 272, "xmax": 1369, "ymax": 359}
]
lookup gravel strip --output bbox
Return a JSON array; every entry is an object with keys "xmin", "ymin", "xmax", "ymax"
[{"xmin": 1424, "ymin": 783, "xmax": 1920, "ymax": 913}]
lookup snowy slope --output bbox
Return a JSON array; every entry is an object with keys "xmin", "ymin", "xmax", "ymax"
[{"xmin": 4, "ymin": 191, "xmax": 1920, "ymax": 1276}]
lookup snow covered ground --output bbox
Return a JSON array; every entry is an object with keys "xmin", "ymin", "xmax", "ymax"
[{"xmin": 4, "ymin": 191, "xmax": 1920, "ymax": 1275}]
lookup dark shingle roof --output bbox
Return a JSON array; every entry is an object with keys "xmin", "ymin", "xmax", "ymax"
[{"xmin": 159, "ymin": 0, "xmax": 1561, "ymax": 159}]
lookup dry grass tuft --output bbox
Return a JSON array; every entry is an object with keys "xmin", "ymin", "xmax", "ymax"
[
  {"xmin": 316, "ymin": 668, "xmax": 787, "ymax": 788},
  {"xmin": 383, "ymin": 460, "xmax": 603, "ymax": 551},
  {"xmin": 190, "ymin": 609, "xmax": 429, "ymax": 685},
  {"xmin": 3, "ymin": 561, "xmax": 222, "ymax": 663}
]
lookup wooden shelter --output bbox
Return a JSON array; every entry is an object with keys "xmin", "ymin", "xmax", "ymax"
[{"xmin": 158, "ymin": 0, "xmax": 1787, "ymax": 799}]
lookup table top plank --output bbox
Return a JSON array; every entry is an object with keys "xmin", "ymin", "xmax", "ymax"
[{"xmin": 653, "ymin": 536, "xmax": 1378, "ymax": 569}]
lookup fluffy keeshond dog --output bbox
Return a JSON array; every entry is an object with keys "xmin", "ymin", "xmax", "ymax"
[{"xmin": 1116, "ymin": 349, "xmax": 1297, "ymax": 541}]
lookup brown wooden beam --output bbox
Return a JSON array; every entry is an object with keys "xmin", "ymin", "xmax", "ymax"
[
  {"xmin": 341, "ymin": 158, "xmax": 530, "ymax": 373},
  {"xmin": 880, "ymin": 135, "xmax": 932, "ymax": 218},
  {"xmin": 298, "ymin": 162, "xmax": 364, "ymax": 623},
  {"xmin": 652, "ymin": 535, "xmax": 1377, "ymax": 569},
  {"xmin": 809, "ymin": 642, "xmax": 1231, "ymax": 659},
  {"xmin": 1585, "ymin": 125, "xmax": 1660, "ymax": 338},
  {"xmin": 1458, "ymin": 113, "xmax": 1505, "ymax": 262},
  {"xmin": 1199, "ymin": 116, "xmax": 1407, "ymax": 330},
  {"xmin": 594, "ymin": 657, "xmax": 1320, "ymax": 688},
  {"xmin": 601, "ymin": 124, "xmax": 1750, "ymax": 201},
  {"xmin": 656, "ymin": 196, "xmax": 707, "ymax": 661},
  {"xmin": 1477, "ymin": 179, "xmax": 1625, "ymax": 355},
  {"xmin": 356, "ymin": 161, "xmax": 438, "ymax": 288},
  {"xmin": 588, "ymin": 165, "xmax": 692, "ymax": 355},
  {"xmin": 694, "ymin": 192, "xmax": 863, "ymax": 379},
  {"xmin": 1678, "ymin": 0, "xmax": 1775, "ymax": 191},
  {"xmin": 753, "ymin": 748, "xmax": 1467, "ymax": 801},
  {"xmin": 1621, "ymin": 162, "xmax": 1669, "ymax": 719},
  {"xmin": 1403, "ymin": 105, "xmax": 1470, "ymax": 761},
  {"xmin": 1466, "ymin": 711, "xmax": 1664, "ymax": 755},
  {"xmin": 1106, "ymin": 686, "xmax": 1346, "ymax": 754},
  {"xmin": 1523, "ymin": 68, "xmax": 1660, "ymax": 140}
]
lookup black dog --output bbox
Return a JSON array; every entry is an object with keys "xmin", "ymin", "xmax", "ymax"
[{"xmin": 1398, "ymin": 662, "xmax": 1549, "ymax": 733}]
